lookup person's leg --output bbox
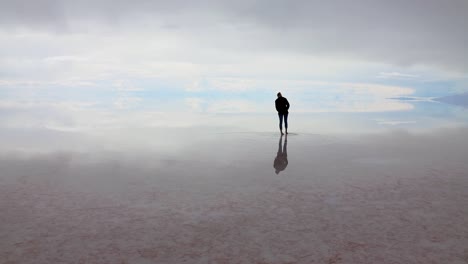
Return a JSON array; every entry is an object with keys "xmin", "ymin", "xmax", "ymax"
[
  {"xmin": 278, "ymin": 113, "xmax": 284, "ymax": 134},
  {"xmin": 284, "ymin": 113, "xmax": 289, "ymax": 134}
]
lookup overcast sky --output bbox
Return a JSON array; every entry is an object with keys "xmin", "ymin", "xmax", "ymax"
[
  {"xmin": 0, "ymin": 0, "xmax": 467, "ymax": 131},
  {"xmin": 2, "ymin": 0, "xmax": 467, "ymax": 68}
]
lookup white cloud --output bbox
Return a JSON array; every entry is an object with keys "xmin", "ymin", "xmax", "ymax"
[
  {"xmin": 185, "ymin": 97, "xmax": 205, "ymax": 112},
  {"xmin": 43, "ymin": 55, "xmax": 89, "ymax": 63},
  {"xmin": 2, "ymin": 0, "xmax": 467, "ymax": 72},
  {"xmin": 209, "ymin": 78, "xmax": 259, "ymax": 92},
  {"xmin": 113, "ymin": 96, "xmax": 142, "ymax": 109},
  {"xmin": 1, "ymin": 0, "xmax": 466, "ymax": 135},
  {"xmin": 0, "ymin": 0, "xmax": 466, "ymax": 90},
  {"xmin": 206, "ymin": 100, "xmax": 260, "ymax": 113},
  {"xmin": 184, "ymin": 81, "xmax": 416, "ymax": 113},
  {"xmin": 376, "ymin": 120, "xmax": 417, "ymax": 126},
  {"xmin": 377, "ymin": 72, "xmax": 419, "ymax": 79}
]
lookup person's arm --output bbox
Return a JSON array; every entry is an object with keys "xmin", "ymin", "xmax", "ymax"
[
  {"xmin": 275, "ymin": 100, "xmax": 280, "ymax": 112},
  {"xmin": 285, "ymin": 98, "xmax": 290, "ymax": 110}
]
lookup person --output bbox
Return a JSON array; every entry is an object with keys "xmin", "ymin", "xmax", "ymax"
[
  {"xmin": 274, "ymin": 134, "xmax": 288, "ymax": 174},
  {"xmin": 275, "ymin": 92, "xmax": 290, "ymax": 135}
]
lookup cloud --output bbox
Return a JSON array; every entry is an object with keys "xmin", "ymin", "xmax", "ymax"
[
  {"xmin": 0, "ymin": 80, "xmax": 415, "ymax": 135},
  {"xmin": 113, "ymin": 96, "xmax": 142, "ymax": 109},
  {"xmin": 185, "ymin": 97, "xmax": 205, "ymax": 112},
  {"xmin": 206, "ymin": 100, "xmax": 260, "ymax": 113},
  {"xmin": 377, "ymin": 72, "xmax": 419, "ymax": 79},
  {"xmin": 182, "ymin": 81, "xmax": 415, "ymax": 113},
  {"xmin": 0, "ymin": 0, "xmax": 466, "ymax": 73},
  {"xmin": 0, "ymin": 0, "xmax": 466, "ymax": 135},
  {"xmin": 376, "ymin": 120, "xmax": 416, "ymax": 126}
]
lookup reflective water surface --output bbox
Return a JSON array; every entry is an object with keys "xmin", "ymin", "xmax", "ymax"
[{"xmin": 1, "ymin": 123, "xmax": 468, "ymax": 263}]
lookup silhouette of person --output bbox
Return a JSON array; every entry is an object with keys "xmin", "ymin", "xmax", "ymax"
[
  {"xmin": 275, "ymin": 92, "xmax": 290, "ymax": 135},
  {"xmin": 274, "ymin": 135, "xmax": 288, "ymax": 174}
]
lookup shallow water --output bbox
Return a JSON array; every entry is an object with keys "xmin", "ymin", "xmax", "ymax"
[
  {"xmin": 1, "ymin": 93, "xmax": 468, "ymax": 263},
  {"xmin": 1, "ymin": 125, "xmax": 468, "ymax": 263}
]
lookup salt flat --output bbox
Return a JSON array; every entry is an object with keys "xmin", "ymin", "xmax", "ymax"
[{"xmin": 1, "ymin": 127, "xmax": 467, "ymax": 264}]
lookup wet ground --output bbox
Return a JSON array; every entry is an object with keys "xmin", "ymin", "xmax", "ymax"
[{"xmin": 1, "ymin": 128, "xmax": 468, "ymax": 264}]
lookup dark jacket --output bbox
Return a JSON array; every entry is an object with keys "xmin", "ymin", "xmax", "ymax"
[{"xmin": 275, "ymin": 97, "xmax": 290, "ymax": 114}]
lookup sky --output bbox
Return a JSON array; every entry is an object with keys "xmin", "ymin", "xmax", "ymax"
[{"xmin": 0, "ymin": 0, "xmax": 467, "ymax": 134}]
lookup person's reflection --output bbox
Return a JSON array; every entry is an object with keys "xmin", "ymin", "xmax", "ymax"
[{"xmin": 274, "ymin": 134, "xmax": 288, "ymax": 174}]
